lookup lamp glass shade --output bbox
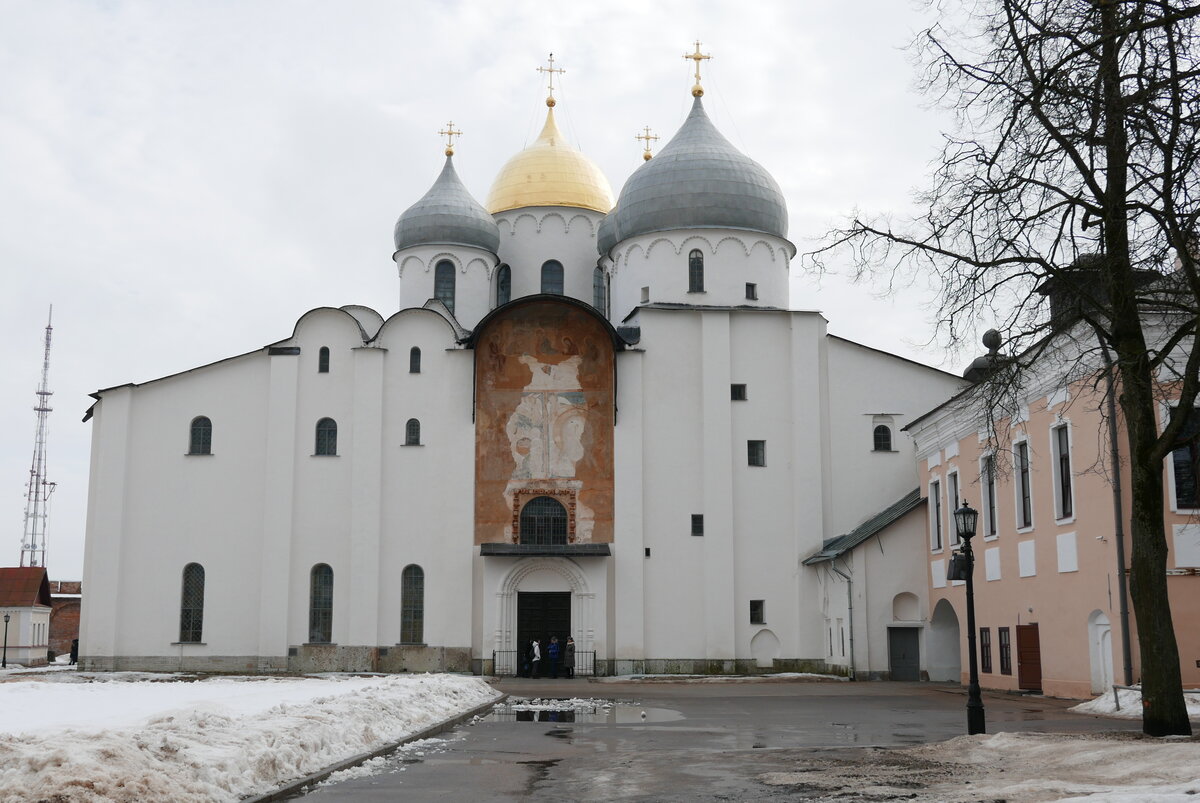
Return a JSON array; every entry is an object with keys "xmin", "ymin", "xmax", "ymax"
[{"xmin": 954, "ymin": 502, "xmax": 979, "ymax": 541}]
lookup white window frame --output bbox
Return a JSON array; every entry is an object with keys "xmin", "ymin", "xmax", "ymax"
[
  {"xmin": 929, "ymin": 477, "xmax": 944, "ymax": 553},
  {"xmin": 980, "ymin": 452, "xmax": 999, "ymax": 541},
  {"xmin": 1164, "ymin": 403, "xmax": 1200, "ymax": 514},
  {"xmin": 1013, "ymin": 438, "xmax": 1034, "ymax": 532},
  {"xmin": 1049, "ymin": 421, "xmax": 1076, "ymax": 523},
  {"xmin": 947, "ymin": 468, "xmax": 961, "ymax": 546}
]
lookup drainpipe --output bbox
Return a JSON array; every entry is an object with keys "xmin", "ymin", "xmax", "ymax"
[
  {"xmin": 830, "ymin": 557, "xmax": 856, "ymax": 681},
  {"xmin": 1101, "ymin": 342, "xmax": 1134, "ymax": 685}
]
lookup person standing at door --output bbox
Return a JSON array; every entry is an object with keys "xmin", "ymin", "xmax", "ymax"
[
  {"xmin": 529, "ymin": 638, "xmax": 541, "ymax": 678},
  {"xmin": 548, "ymin": 636, "xmax": 561, "ymax": 678},
  {"xmin": 564, "ymin": 636, "xmax": 575, "ymax": 679}
]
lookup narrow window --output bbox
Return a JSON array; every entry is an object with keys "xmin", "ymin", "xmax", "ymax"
[
  {"xmin": 948, "ymin": 472, "xmax": 961, "ymax": 545},
  {"xmin": 750, "ymin": 600, "xmax": 765, "ymax": 625},
  {"xmin": 315, "ymin": 417, "xmax": 338, "ymax": 456},
  {"xmin": 496, "ymin": 264, "xmax": 511, "ymax": 306},
  {"xmin": 189, "ymin": 416, "xmax": 212, "ymax": 455},
  {"xmin": 434, "ymin": 260, "xmax": 456, "ymax": 314},
  {"xmin": 309, "ymin": 564, "xmax": 333, "ymax": 643},
  {"xmin": 688, "ymin": 249, "xmax": 704, "ymax": 292},
  {"xmin": 980, "ymin": 627, "xmax": 992, "ymax": 673},
  {"xmin": 593, "ymin": 267, "xmax": 607, "ymax": 313},
  {"xmin": 745, "ymin": 283, "xmax": 758, "ymax": 300},
  {"xmin": 930, "ymin": 479, "xmax": 943, "ymax": 551},
  {"xmin": 409, "ymin": 346, "xmax": 421, "ymax": 374},
  {"xmin": 405, "ymin": 418, "xmax": 421, "ymax": 446},
  {"xmin": 640, "ymin": 286, "xmax": 650, "ymax": 303},
  {"xmin": 1016, "ymin": 441, "xmax": 1032, "ymax": 528},
  {"xmin": 983, "ymin": 454, "xmax": 998, "ymax": 537},
  {"xmin": 873, "ymin": 425, "xmax": 892, "ymax": 452},
  {"xmin": 1171, "ymin": 410, "xmax": 1200, "ymax": 508},
  {"xmin": 731, "ymin": 384, "xmax": 747, "ymax": 401},
  {"xmin": 541, "ymin": 260, "xmax": 564, "ymax": 295},
  {"xmin": 178, "ymin": 563, "xmax": 205, "ymax": 643},
  {"xmin": 318, "ymin": 346, "xmax": 330, "ymax": 374},
  {"xmin": 747, "ymin": 440, "xmax": 766, "ymax": 467},
  {"xmin": 519, "ymin": 496, "xmax": 568, "ymax": 545},
  {"xmin": 1054, "ymin": 425, "xmax": 1073, "ymax": 518},
  {"xmin": 998, "ymin": 627, "xmax": 1012, "ymax": 675},
  {"xmin": 691, "ymin": 514, "xmax": 704, "ymax": 536},
  {"xmin": 400, "ymin": 564, "xmax": 424, "ymax": 644}
]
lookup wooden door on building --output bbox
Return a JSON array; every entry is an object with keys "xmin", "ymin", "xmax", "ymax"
[
  {"xmin": 887, "ymin": 627, "xmax": 921, "ymax": 681},
  {"xmin": 517, "ymin": 592, "xmax": 571, "ymax": 659},
  {"xmin": 1016, "ymin": 623, "xmax": 1042, "ymax": 692}
]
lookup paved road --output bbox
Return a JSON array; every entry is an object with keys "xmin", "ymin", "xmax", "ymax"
[{"xmin": 302, "ymin": 678, "xmax": 1136, "ymax": 801}]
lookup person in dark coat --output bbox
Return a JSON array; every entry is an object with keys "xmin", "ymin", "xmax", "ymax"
[
  {"xmin": 548, "ymin": 636, "xmax": 561, "ymax": 678},
  {"xmin": 69, "ymin": 639, "xmax": 78, "ymax": 666},
  {"xmin": 564, "ymin": 636, "xmax": 575, "ymax": 679}
]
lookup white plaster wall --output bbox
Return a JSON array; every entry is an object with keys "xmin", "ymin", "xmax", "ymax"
[
  {"xmin": 609, "ymin": 229, "xmax": 791, "ymax": 322},
  {"xmin": 394, "ymin": 244, "xmax": 497, "ymax": 329},
  {"xmin": 493, "ymin": 208, "xmax": 606, "ymax": 312}
]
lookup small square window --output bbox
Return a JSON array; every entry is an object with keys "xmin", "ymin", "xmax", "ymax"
[
  {"xmin": 750, "ymin": 600, "xmax": 765, "ymax": 624},
  {"xmin": 745, "ymin": 283, "xmax": 758, "ymax": 300},
  {"xmin": 691, "ymin": 514, "xmax": 704, "ymax": 536},
  {"xmin": 731, "ymin": 384, "xmax": 747, "ymax": 401},
  {"xmin": 640, "ymin": 286, "xmax": 650, "ymax": 303},
  {"xmin": 644, "ymin": 547, "xmax": 651, "ymax": 558},
  {"xmin": 748, "ymin": 440, "xmax": 766, "ymax": 466}
]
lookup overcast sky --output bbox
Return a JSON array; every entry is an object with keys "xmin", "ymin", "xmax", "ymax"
[{"xmin": 1, "ymin": 0, "xmax": 968, "ymax": 581}]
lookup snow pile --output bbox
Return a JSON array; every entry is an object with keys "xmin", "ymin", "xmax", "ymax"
[
  {"xmin": 1071, "ymin": 686, "xmax": 1200, "ymax": 720},
  {"xmin": 317, "ymin": 737, "xmax": 453, "ymax": 786},
  {"xmin": 502, "ymin": 697, "xmax": 617, "ymax": 712},
  {"xmin": 0, "ymin": 673, "xmax": 499, "ymax": 802}
]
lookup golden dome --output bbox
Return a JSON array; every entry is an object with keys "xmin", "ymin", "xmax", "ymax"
[{"xmin": 485, "ymin": 108, "xmax": 615, "ymax": 214}]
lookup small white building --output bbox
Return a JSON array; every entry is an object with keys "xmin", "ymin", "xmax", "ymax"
[
  {"xmin": 79, "ymin": 76, "xmax": 964, "ymax": 675},
  {"xmin": 0, "ymin": 567, "xmax": 52, "ymax": 667}
]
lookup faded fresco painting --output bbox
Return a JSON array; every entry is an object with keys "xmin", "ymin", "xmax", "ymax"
[{"xmin": 474, "ymin": 299, "xmax": 615, "ymax": 545}]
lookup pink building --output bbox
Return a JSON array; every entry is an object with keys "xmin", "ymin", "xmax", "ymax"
[{"xmin": 907, "ymin": 343, "xmax": 1200, "ymax": 700}]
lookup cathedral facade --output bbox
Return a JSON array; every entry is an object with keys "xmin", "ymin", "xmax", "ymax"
[{"xmin": 79, "ymin": 70, "xmax": 963, "ymax": 675}]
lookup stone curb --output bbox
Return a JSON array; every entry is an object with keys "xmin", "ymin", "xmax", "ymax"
[{"xmin": 241, "ymin": 692, "xmax": 506, "ymax": 802}]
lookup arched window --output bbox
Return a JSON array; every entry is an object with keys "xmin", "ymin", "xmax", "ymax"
[
  {"xmin": 400, "ymin": 564, "xmax": 424, "ymax": 644},
  {"xmin": 688, "ymin": 249, "xmax": 704, "ymax": 293},
  {"xmin": 434, "ymin": 260, "xmax": 456, "ymax": 314},
  {"xmin": 541, "ymin": 260, "xmax": 564, "ymax": 295},
  {"xmin": 315, "ymin": 418, "xmax": 338, "ymax": 456},
  {"xmin": 179, "ymin": 563, "xmax": 205, "ymax": 643},
  {"xmin": 309, "ymin": 564, "xmax": 333, "ymax": 643},
  {"xmin": 189, "ymin": 416, "xmax": 212, "ymax": 455},
  {"xmin": 873, "ymin": 425, "xmax": 893, "ymax": 452},
  {"xmin": 405, "ymin": 418, "xmax": 421, "ymax": 446},
  {"xmin": 519, "ymin": 495, "xmax": 568, "ymax": 545},
  {"xmin": 593, "ymin": 267, "xmax": 607, "ymax": 313},
  {"xmin": 496, "ymin": 264, "xmax": 511, "ymax": 306},
  {"xmin": 409, "ymin": 346, "xmax": 421, "ymax": 374},
  {"xmin": 318, "ymin": 346, "xmax": 330, "ymax": 374}
]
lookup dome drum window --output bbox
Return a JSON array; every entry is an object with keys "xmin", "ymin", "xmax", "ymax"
[
  {"xmin": 541, "ymin": 260, "xmax": 564, "ymax": 295},
  {"xmin": 496, "ymin": 264, "xmax": 511, "ymax": 306},
  {"xmin": 434, "ymin": 261, "xmax": 456, "ymax": 314},
  {"xmin": 688, "ymin": 250, "xmax": 704, "ymax": 293}
]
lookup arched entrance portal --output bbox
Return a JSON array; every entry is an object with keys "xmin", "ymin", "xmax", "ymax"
[
  {"xmin": 928, "ymin": 598, "xmax": 962, "ymax": 682},
  {"xmin": 497, "ymin": 558, "xmax": 595, "ymax": 668},
  {"xmin": 1088, "ymin": 609, "xmax": 1114, "ymax": 694}
]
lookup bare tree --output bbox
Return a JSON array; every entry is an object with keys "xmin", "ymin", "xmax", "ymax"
[{"xmin": 811, "ymin": 0, "xmax": 1200, "ymax": 735}]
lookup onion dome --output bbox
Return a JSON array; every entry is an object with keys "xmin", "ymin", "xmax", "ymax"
[
  {"xmin": 609, "ymin": 96, "xmax": 788, "ymax": 245},
  {"xmin": 485, "ymin": 108, "xmax": 615, "ymax": 214},
  {"xmin": 393, "ymin": 156, "xmax": 500, "ymax": 254},
  {"xmin": 597, "ymin": 210, "xmax": 619, "ymax": 256}
]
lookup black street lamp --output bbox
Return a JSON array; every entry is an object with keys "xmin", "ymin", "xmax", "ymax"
[
  {"xmin": 949, "ymin": 499, "xmax": 986, "ymax": 735},
  {"xmin": 2, "ymin": 613, "xmax": 9, "ymax": 669}
]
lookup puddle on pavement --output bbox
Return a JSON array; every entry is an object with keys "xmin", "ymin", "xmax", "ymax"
[{"xmin": 489, "ymin": 698, "xmax": 684, "ymax": 724}]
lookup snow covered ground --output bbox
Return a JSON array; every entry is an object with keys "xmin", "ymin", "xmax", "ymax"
[
  {"xmin": 1070, "ymin": 685, "xmax": 1200, "ymax": 720},
  {"xmin": 0, "ymin": 669, "xmax": 499, "ymax": 802}
]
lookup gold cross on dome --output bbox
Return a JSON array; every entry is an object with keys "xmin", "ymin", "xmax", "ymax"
[
  {"xmin": 635, "ymin": 126, "xmax": 659, "ymax": 161},
  {"xmin": 439, "ymin": 121, "xmax": 462, "ymax": 156},
  {"xmin": 537, "ymin": 53, "xmax": 566, "ymax": 107},
  {"xmin": 683, "ymin": 40, "xmax": 712, "ymax": 97}
]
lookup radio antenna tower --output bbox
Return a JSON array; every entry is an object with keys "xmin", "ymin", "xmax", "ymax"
[{"xmin": 21, "ymin": 307, "xmax": 56, "ymax": 568}]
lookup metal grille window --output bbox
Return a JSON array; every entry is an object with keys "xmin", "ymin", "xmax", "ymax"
[
  {"xmin": 688, "ymin": 249, "xmax": 704, "ymax": 292},
  {"xmin": 1016, "ymin": 441, "xmax": 1032, "ymax": 528},
  {"xmin": 409, "ymin": 346, "xmax": 421, "ymax": 374},
  {"xmin": 189, "ymin": 416, "xmax": 212, "ymax": 455},
  {"xmin": 315, "ymin": 418, "xmax": 337, "ymax": 456},
  {"xmin": 541, "ymin": 260, "xmax": 564, "ymax": 295},
  {"xmin": 496, "ymin": 264, "xmax": 511, "ymax": 306},
  {"xmin": 179, "ymin": 563, "xmax": 205, "ymax": 643},
  {"xmin": 731, "ymin": 384, "xmax": 747, "ymax": 401},
  {"xmin": 998, "ymin": 627, "xmax": 1012, "ymax": 675},
  {"xmin": 691, "ymin": 514, "xmax": 704, "ymax": 536},
  {"xmin": 873, "ymin": 425, "xmax": 892, "ymax": 451},
  {"xmin": 400, "ymin": 564, "xmax": 424, "ymax": 644},
  {"xmin": 1172, "ymin": 411, "xmax": 1199, "ymax": 508},
  {"xmin": 980, "ymin": 627, "xmax": 993, "ymax": 673},
  {"xmin": 1054, "ymin": 425, "xmax": 1073, "ymax": 518},
  {"xmin": 405, "ymin": 418, "xmax": 421, "ymax": 446},
  {"xmin": 318, "ymin": 346, "xmax": 330, "ymax": 374},
  {"xmin": 750, "ymin": 600, "xmax": 765, "ymax": 625},
  {"xmin": 434, "ymin": 260, "xmax": 456, "ymax": 314},
  {"xmin": 519, "ymin": 496, "xmax": 568, "ymax": 545},
  {"xmin": 309, "ymin": 564, "xmax": 333, "ymax": 644},
  {"xmin": 593, "ymin": 267, "xmax": 607, "ymax": 313},
  {"xmin": 748, "ymin": 440, "xmax": 766, "ymax": 467},
  {"xmin": 983, "ymin": 454, "xmax": 998, "ymax": 537}
]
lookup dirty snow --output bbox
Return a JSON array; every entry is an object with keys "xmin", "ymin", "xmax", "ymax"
[
  {"xmin": 1070, "ymin": 685, "xmax": 1200, "ymax": 720},
  {"xmin": 0, "ymin": 672, "xmax": 499, "ymax": 802}
]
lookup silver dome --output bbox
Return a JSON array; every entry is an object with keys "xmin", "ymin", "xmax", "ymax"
[
  {"xmin": 393, "ymin": 156, "xmax": 500, "ymax": 255},
  {"xmin": 596, "ymin": 207, "xmax": 619, "ymax": 256},
  {"xmin": 609, "ymin": 97, "xmax": 787, "ymax": 246}
]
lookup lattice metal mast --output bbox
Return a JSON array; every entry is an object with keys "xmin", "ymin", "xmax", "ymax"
[{"xmin": 21, "ymin": 307, "xmax": 56, "ymax": 568}]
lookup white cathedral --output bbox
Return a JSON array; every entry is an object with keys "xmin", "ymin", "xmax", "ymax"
[{"xmin": 79, "ymin": 58, "xmax": 964, "ymax": 676}]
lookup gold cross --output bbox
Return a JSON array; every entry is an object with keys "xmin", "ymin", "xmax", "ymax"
[
  {"xmin": 683, "ymin": 40, "xmax": 712, "ymax": 97},
  {"xmin": 635, "ymin": 126, "xmax": 659, "ymax": 161},
  {"xmin": 536, "ymin": 52, "xmax": 566, "ymax": 107},
  {"xmin": 439, "ymin": 121, "xmax": 462, "ymax": 156}
]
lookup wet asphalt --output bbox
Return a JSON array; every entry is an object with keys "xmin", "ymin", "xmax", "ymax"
[{"xmin": 300, "ymin": 678, "xmax": 1138, "ymax": 801}]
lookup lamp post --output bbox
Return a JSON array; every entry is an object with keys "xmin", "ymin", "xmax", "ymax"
[
  {"xmin": 951, "ymin": 500, "xmax": 986, "ymax": 735},
  {"xmin": 2, "ymin": 613, "xmax": 10, "ymax": 669}
]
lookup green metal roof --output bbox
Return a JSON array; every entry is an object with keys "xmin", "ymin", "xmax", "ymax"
[{"xmin": 802, "ymin": 489, "xmax": 924, "ymax": 565}]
